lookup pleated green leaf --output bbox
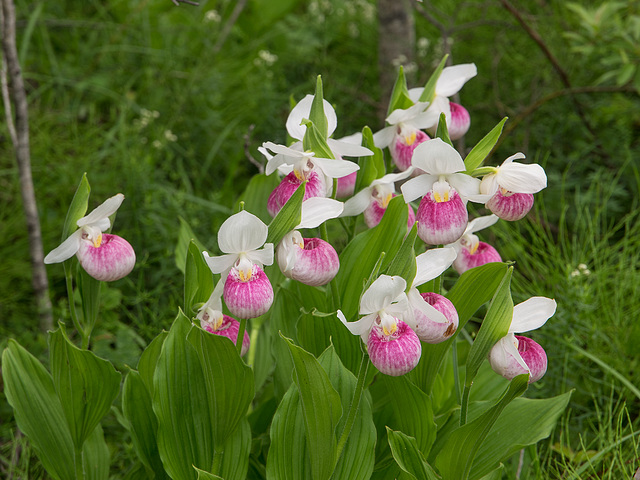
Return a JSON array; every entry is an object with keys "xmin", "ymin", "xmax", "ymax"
[
  {"xmin": 282, "ymin": 335, "xmax": 343, "ymax": 480},
  {"xmin": 153, "ymin": 312, "xmax": 213, "ymax": 480},
  {"xmin": 386, "ymin": 428, "xmax": 441, "ymax": 480},
  {"xmin": 465, "ymin": 267, "xmax": 513, "ymax": 387},
  {"xmin": 435, "ymin": 113, "xmax": 453, "ymax": 147},
  {"xmin": 387, "ymin": 66, "xmax": 414, "ymax": 114},
  {"xmin": 384, "ymin": 222, "xmax": 418, "ymax": 285},
  {"xmin": 309, "ymin": 76, "xmax": 328, "ymax": 139},
  {"xmin": 186, "ymin": 325, "xmax": 254, "ymax": 446},
  {"xmin": 266, "ymin": 381, "xmax": 311, "ymax": 480},
  {"xmin": 318, "ymin": 348, "xmax": 376, "ymax": 480},
  {"xmin": 138, "ymin": 330, "xmax": 168, "ymax": 395},
  {"xmin": 82, "ymin": 424, "xmax": 110, "ymax": 480},
  {"xmin": 77, "ymin": 266, "xmax": 101, "ymax": 334},
  {"xmin": 62, "ymin": 173, "xmax": 90, "ymax": 240},
  {"xmin": 184, "ymin": 240, "xmax": 215, "ymax": 316},
  {"xmin": 435, "ymin": 374, "xmax": 529, "ymax": 480},
  {"xmin": 219, "ymin": 417, "xmax": 252, "ymax": 480},
  {"xmin": 175, "ymin": 216, "xmax": 209, "ymax": 274},
  {"xmin": 418, "ymin": 56, "xmax": 448, "ymax": 103},
  {"xmin": 2, "ymin": 340, "xmax": 75, "ymax": 480},
  {"xmin": 122, "ymin": 370, "xmax": 168, "ymax": 479},
  {"xmin": 236, "ymin": 173, "xmax": 280, "ymax": 225},
  {"xmin": 335, "ymin": 196, "xmax": 408, "ymax": 320},
  {"xmin": 194, "ymin": 470, "xmax": 223, "ymax": 480},
  {"xmin": 266, "ymin": 182, "xmax": 304, "ymax": 246},
  {"xmin": 49, "ymin": 327, "xmax": 121, "ymax": 449},
  {"xmin": 410, "ymin": 262, "xmax": 510, "ymax": 393},
  {"xmin": 464, "ymin": 118, "xmax": 508, "ymax": 173},
  {"xmin": 354, "ymin": 126, "xmax": 385, "ymax": 193},
  {"xmin": 270, "ymin": 288, "xmax": 303, "ymax": 398},
  {"xmin": 468, "ymin": 392, "xmax": 572, "ymax": 480}
]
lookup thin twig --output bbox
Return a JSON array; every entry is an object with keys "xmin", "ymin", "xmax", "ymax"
[
  {"xmin": 1, "ymin": 0, "xmax": 53, "ymax": 332},
  {"xmin": 171, "ymin": 0, "xmax": 199, "ymax": 6},
  {"xmin": 244, "ymin": 124, "xmax": 264, "ymax": 174},
  {"xmin": 212, "ymin": 0, "xmax": 248, "ymax": 55}
]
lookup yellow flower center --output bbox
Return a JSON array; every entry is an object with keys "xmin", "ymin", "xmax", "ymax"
[
  {"xmin": 93, "ymin": 233, "xmax": 103, "ymax": 248},
  {"xmin": 405, "ymin": 131, "xmax": 417, "ymax": 146}
]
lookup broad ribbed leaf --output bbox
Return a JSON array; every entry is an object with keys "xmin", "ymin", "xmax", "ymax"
[
  {"xmin": 49, "ymin": 327, "xmax": 121, "ymax": 449},
  {"xmin": 186, "ymin": 325, "xmax": 254, "ymax": 446},
  {"xmin": 335, "ymin": 196, "xmax": 408, "ymax": 320},
  {"xmin": 194, "ymin": 468, "xmax": 223, "ymax": 480},
  {"xmin": 384, "ymin": 222, "xmax": 417, "ymax": 285},
  {"xmin": 418, "ymin": 56, "xmax": 448, "ymax": 103},
  {"xmin": 465, "ymin": 267, "xmax": 513, "ymax": 387},
  {"xmin": 270, "ymin": 288, "xmax": 303, "ymax": 398},
  {"xmin": 435, "ymin": 375, "xmax": 529, "ymax": 480},
  {"xmin": 410, "ymin": 262, "xmax": 509, "ymax": 394},
  {"xmin": 184, "ymin": 240, "xmax": 215, "ymax": 316},
  {"xmin": 122, "ymin": 370, "xmax": 168, "ymax": 479},
  {"xmin": 386, "ymin": 428, "xmax": 441, "ymax": 480},
  {"xmin": 77, "ymin": 265, "xmax": 102, "ymax": 334},
  {"xmin": 236, "ymin": 173, "xmax": 281, "ymax": 224},
  {"xmin": 153, "ymin": 312, "xmax": 213, "ymax": 480},
  {"xmin": 219, "ymin": 417, "xmax": 252, "ymax": 480},
  {"xmin": 464, "ymin": 118, "xmax": 508, "ymax": 173},
  {"xmin": 387, "ymin": 66, "xmax": 414, "ymax": 114},
  {"xmin": 2, "ymin": 340, "xmax": 75, "ymax": 480},
  {"xmin": 175, "ymin": 216, "xmax": 209, "ymax": 274},
  {"xmin": 83, "ymin": 424, "xmax": 110, "ymax": 480},
  {"xmin": 138, "ymin": 331, "xmax": 168, "ymax": 394},
  {"xmin": 267, "ymin": 182, "xmax": 304, "ymax": 246},
  {"xmin": 468, "ymin": 392, "xmax": 572, "ymax": 480},
  {"xmin": 266, "ymin": 381, "xmax": 311, "ymax": 479},
  {"xmin": 318, "ymin": 348, "xmax": 376, "ymax": 480},
  {"xmin": 282, "ymin": 335, "xmax": 342, "ymax": 480},
  {"xmin": 435, "ymin": 113, "xmax": 453, "ymax": 147},
  {"xmin": 354, "ymin": 126, "xmax": 385, "ymax": 193},
  {"xmin": 309, "ymin": 76, "xmax": 328, "ymax": 139}
]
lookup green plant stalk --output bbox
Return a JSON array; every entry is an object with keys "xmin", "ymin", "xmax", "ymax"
[
  {"xmin": 236, "ymin": 318, "xmax": 247, "ymax": 356},
  {"xmin": 452, "ymin": 340, "xmax": 462, "ymax": 404},
  {"xmin": 335, "ymin": 352, "xmax": 369, "ymax": 461},
  {"xmin": 64, "ymin": 263, "xmax": 87, "ymax": 347},
  {"xmin": 321, "ymin": 221, "xmax": 341, "ymax": 309},
  {"xmin": 74, "ymin": 446, "xmax": 85, "ymax": 480},
  {"xmin": 211, "ymin": 449, "xmax": 224, "ymax": 476}
]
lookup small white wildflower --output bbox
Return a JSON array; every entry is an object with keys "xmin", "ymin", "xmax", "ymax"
[
  {"xmin": 204, "ymin": 10, "xmax": 221, "ymax": 23},
  {"xmin": 570, "ymin": 270, "xmax": 580, "ymax": 277},
  {"xmin": 258, "ymin": 50, "xmax": 278, "ymax": 66},
  {"xmin": 152, "ymin": 140, "xmax": 162, "ymax": 149},
  {"xmin": 164, "ymin": 129, "xmax": 178, "ymax": 142},
  {"xmin": 578, "ymin": 263, "xmax": 588, "ymax": 270}
]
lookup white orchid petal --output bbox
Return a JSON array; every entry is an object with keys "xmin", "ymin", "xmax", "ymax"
[
  {"xmin": 479, "ymin": 173, "xmax": 500, "ymax": 196},
  {"xmin": 340, "ymin": 311, "xmax": 377, "ymax": 342},
  {"xmin": 407, "ymin": 110, "xmax": 441, "ymax": 130},
  {"xmin": 77, "ymin": 194, "xmax": 124, "ymax": 227},
  {"xmin": 411, "ymin": 138, "xmax": 465, "ymax": 174},
  {"xmin": 286, "ymin": 95, "xmax": 337, "ymax": 140},
  {"xmin": 384, "ymin": 293, "xmax": 410, "ymax": 318},
  {"xmin": 400, "ymin": 174, "xmax": 437, "ymax": 203},
  {"xmin": 44, "ymin": 229, "xmax": 84, "ymax": 264},
  {"xmin": 466, "ymin": 214, "xmax": 500, "ymax": 235},
  {"xmin": 327, "ymin": 138, "xmax": 373, "ymax": 158},
  {"xmin": 218, "ymin": 210, "xmax": 268, "ymax": 254},
  {"xmin": 373, "ymin": 126, "xmax": 396, "ymax": 148},
  {"xmin": 312, "ymin": 157, "xmax": 360, "ymax": 178},
  {"xmin": 424, "ymin": 96, "xmax": 451, "ymax": 122},
  {"xmin": 413, "ymin": 247, "xmax": 457, "ymax": 286},
  {"xmin": 341, "ymin": 188, "xmax": 373, "ymax": 216},
  {"xmin": 510, "ymin": 297, "xmax": 557, "ymax": 333},
  {"xmin": 446, "ymin": 173, "xmax": 484, "ymax": 203},
  {"xmin": 502, "ymin": 152, "xmax": 526, "ymax": 165},
  {"xmin": 299, "ymin": 198, "xmax": 343, "ymax": 228},
  {"xmin": 203, "ymin": 251, "xmax": 237, "ymax": 274},
  {"xmin": 246, "ymin": 243, "xmax": 274, "ymax": 267},
  {"xmin": 407, "ymin": 288, "xmax": 448, "ymax": 324},
  {"xmin": 386, "ymin": 102, "xmax": 430, "ymax": 125},
  {"xmin": 360, "ymin": 275, "xmax": 407, "ymax": 315},
  {"xmin": 497, "ymin": 163, "xmax": 547, "ymax": 194},
  {"xmin": 407, "ymin": 87, "xmax": 423, "ymax": 103},
  {"xmin": 436, "ymin": 64, "xmax": 478, "ymax": 97}
]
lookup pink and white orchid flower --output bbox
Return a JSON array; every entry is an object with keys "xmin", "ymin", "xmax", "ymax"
[
  {"xmin": 405, "ymin": 247, "xmax": 459, "ymax": 343},
  {"xmin": 338, "ymin": 275, "xmax": 421, "ymax": 376},
  {"xmin": 340, "ymin": 170, "xmax": 416, "ymax": 228},
  {"xmin": 480, "ymin": 153, "xmax": 547, "ymax": 221},
  {"xmin": 488, "ymin": 297, "xmax": 556, "ymax": 383},
  {"xmin": 276, "ymin": 197, "xmax": 343, "ymax": 286},
  {"xmin": 196, "ymin": 281, "xmax": 250, "ymax": 356},
  {"xmin": 373, "ymin": 102, "xmax": 437, "ymax": 171},
  {"xmin": 409, "ymin": 63, "xmax": 477, "ymax": 140},
  {"xmin": 447, "ymin": 214, "xmax": 502, "ymax": 274},
  {"xmin": 203, "ymin": 210, "xmax": 274, "ymax": 319},
  {"xmin": 401, "ymin": 138, "xmax": 486, "ymax": 245},
  {"xmin": 44, "ymin": 193, "xmax": 135, "ymax": 282}
]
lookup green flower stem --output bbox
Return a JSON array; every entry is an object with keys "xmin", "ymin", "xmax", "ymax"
[
  {"xmin": 247, "ymin": 321, "xmax": 260, "ymax": 367},
  {"xmin": 236, "ymin": 318, "xmax": 247, "ymax": 356},
  {"xmin": 74, "ymin": 446, "xmax": 85, "ymax": 480},
  {"xmin": 452, "ymin": 340, "xmax": 461, "ymax": 405},
  {"xmin": 211, "ymin": 449, "xmax": 224, "ymax": 476},
  {"xmin": 335, "ymin": 352, "xmax": 369, "ymax": 461},
  {"xmin": 64, "ymin": 263, "xmax": 87, "ymax": 348},
  {"xmin": 460, "ymin": 384, "xmax": 471, "ymax": 426}
]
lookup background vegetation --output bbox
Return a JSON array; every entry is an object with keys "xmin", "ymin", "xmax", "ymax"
[{"xmin": 1, "ymin": 0, "xmax": 639, "ymax": 477}]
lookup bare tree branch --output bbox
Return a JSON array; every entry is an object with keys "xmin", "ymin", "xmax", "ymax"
[
  {"xmin": 244, "ymin": 124, "xmax": 264, "ymax": 174},
  {"xmin": 1, "ymin": 0, "xmax": 53, "ymax": 332},
  {"xmin": 171, "ymin": 0, "xmax": 199, "ymax": 6},
  {"xmin": 213, "ymin": 0, "xmax": 248, "ymax": 55}
]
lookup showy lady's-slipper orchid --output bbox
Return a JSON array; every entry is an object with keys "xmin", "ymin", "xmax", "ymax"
[
  {"xmin": 338, "ymin": 275, "xmax": 421, "ymax": 376},
  {"xmin": 276, "ymin": 198, "xmax": 342, "ymax": 286},
  {"xmin": 401, "ymin": 138, "xmax": 487, "ymax": 245},
  {"xmin": 408, "ymin": 63, "xmax": 477, "ymax": 140},
  {"xmin": 196, "ymin": 282, "xmax": 250, "ymax": 356},
  {"xmin": 480, "ymin": 153, "xmax": 547, "ymax": 221},
  {"xmin": 341, "ymin": 170, "xmax": 416, "ymax": 229},
  {"xmin": 488, "ymin": 297, "xmax": 556, "ymax": 383},
  {"xmin": 44, "ymin": 193, "xmax": 135, "ymax": 281},
  {"xmin": 405, "ymin": 248, "xmax": 459, "ymax": 343},
  {"xmin": 447, "ymin": 214, "xmax": 502, "ymax": 274},
  {"xmin": 203, "ymin": 211, "xmax": 274, "ymax": 319},
  {"xmin": 373, "ymin": 102, "xmax": 437, "ymax": 171}
]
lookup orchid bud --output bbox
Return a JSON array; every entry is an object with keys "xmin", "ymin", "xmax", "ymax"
[
  {"xmin": 488, "ymin": 334, "xmax": 547, "ymax": 384},
  {"xmin": 412, "ymin": 292, "xmax": 458, "ymax": 343},
  {"xmin": 276, "ymin": 232, "xmax": 339, "ymax": 286}
]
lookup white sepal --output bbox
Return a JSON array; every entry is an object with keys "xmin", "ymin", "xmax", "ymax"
[
  {"xmin": 311, "ymin": 157, "xmax": 360, "ymax": 179},
  {"xmin": 359, "ymin": 275, "xmax": 407, "ymax": 315},
  {"xmin": 327, "ymin": 138, "xmax": 373, "ymax": 158},
  {"xmin": 338, "ymin": 310, "xmax": 377, "ymax": 342},
  {"xmin": 286, "ymin": 95, "xmax": 337, "ymax": 141},
  {"xmin": 497, "ymin": 162, "xmax": 547, "ymax": 194},
  {"xmin": 495, "ymin": 333, "xmax": 530, "ymax": 373},
  {"xmin": 373, "ymin": 125, "xmax": 396, "ymax": 148},
  {"xmin": 510, "ymin": 297, "xmax": 557, "ymax": 333},
  {"xmin": 77, "ymin": 193, "xmax": 124, "ymax": 227},
  {"xmin": 400, "ymin": 174, "xmax": 437, "ymax": 203},
  {"xmin": 218, "ymin": 210, "xmax": 269, "ymax": 254},
  {"xmin": 299, "ymin": 197, "xmax": 343, "ymax": 229},
  {"xmin": 246, "ymin": 242, "xmax": 274, "ymax": 267},
  {"xmin": 44, "ymin": 229, "xmax": 84, "ymax": 264},
  {"xmin": 436, "ymin": 64, "xmax": 478, "ymax": 97},
  {"xmin": 202, "ymin": 251, "xmax": 237, "ymax": 275},
  {"xmin": 413, "ymin": 247, "xmax": 457, "ymax": 286},
  {"xmin": 407, "ymin": 288, "xmax": 448, "ymax": 324},
  {"xmin": 411, "ymin": 138, "xmax": 466, "ymax": 175}
]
